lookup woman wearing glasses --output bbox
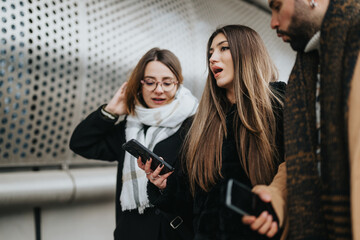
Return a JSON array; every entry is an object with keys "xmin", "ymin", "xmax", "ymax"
[{"xmin": 69, "ymin": 48, "xmax": 198, "ymax": 240}]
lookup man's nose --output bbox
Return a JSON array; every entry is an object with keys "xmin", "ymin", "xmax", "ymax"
[{"xmin": 270, "ymin": 14, "xmax": 279, "ymax": 29}]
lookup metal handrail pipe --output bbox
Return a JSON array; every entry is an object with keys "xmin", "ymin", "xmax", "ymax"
[{"xmin": 0, "ymin": 167, "xmax": 117, "ymax": 208}]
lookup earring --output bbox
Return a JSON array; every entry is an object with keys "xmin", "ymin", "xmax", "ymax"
[{"xmin": 310, "ymin": 0, "xmax": 318, "ymax": 8}]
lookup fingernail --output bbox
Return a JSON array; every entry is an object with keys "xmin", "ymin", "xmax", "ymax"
[
  {"xmin": 147, "ymin": 159, "xmax": 151, "ymax": 162},
  {"xmin": 159, "ymin": 164, "xmax": 164, "ymax": 168}
]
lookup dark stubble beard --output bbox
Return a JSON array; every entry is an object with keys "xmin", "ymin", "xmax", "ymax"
[{"xmin": 278, "ymin": 0, "xmax": 321, "ymax": 52}]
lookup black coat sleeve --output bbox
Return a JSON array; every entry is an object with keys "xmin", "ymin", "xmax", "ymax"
[{"xmin": 69, "ymin": 105, "xmax": 126, "ymax": 161}]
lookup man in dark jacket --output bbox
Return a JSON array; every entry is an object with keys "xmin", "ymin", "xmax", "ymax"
[{"xmin": 243, "ymin": 0, "xmax": 360, "ymax": 239}]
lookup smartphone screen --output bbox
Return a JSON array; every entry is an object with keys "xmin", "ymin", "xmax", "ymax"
[{"xmin": 225, "ymin": 179, "xmax": 272, "ymax": 216}]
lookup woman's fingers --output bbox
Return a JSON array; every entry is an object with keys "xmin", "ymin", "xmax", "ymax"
[
  {"xmin": 150, "ymin": 171, "xmax": 173, "ymax": 190},
  {"xmin": 151, "ymin": 176, "xmax": 166, "ymax": 189},
  {"xmin": 154, "ymin": 171, "xmax": 173, "ymax": 182},
  {"xmin": 116, "ymin": 82, "xmax": 128, "ymax": 99},
  {"xmin": 114, "ymin": 82, "xmax": 127, "ymax": 97},
  {"xmin": 151, "ymin": 163, "xmax": 164, "ymax": 177},
  {"xmin": 149, "ymin": 164, "xmax": 163, "ymax": 182},
  {"xmin": 137, "ymin": 157, "xmax": 145, "ymax": 170},
  {"xmin": 162, "ymin": 171, "xmax": 173, "ymax": 179},
  {"xmin": 137, "ymin": 157, "xmax": 153, "ymax": 177},
  {"xmin": 106, "ymin": 82, "xmax": 128, "ymax": 115},
  {"xmin": 120, "ymin": 81, "xmax": 128, "ymax": 92},
  {"xmin": 143, "ymin": 158, "xmax": 153, "ymax": 179},
  {"xmin": 147, "ymin": 163, "xmax": 174, "ymax": 189},
  {"xmin": 139, "ymin": 158, "xmax": 173, "ymax": 190},
  {"xmin": 158, "ymin": 179, "xmax": 167, "ymax": 189}
]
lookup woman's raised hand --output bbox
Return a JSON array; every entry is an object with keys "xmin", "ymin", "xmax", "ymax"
[
  {"xmin": 105, "ymin": 82, "xmax": 128, "ymax": 116},
  {"xmin": 137, "ymin": 157, "xmax": 173, "ymax": 190}
]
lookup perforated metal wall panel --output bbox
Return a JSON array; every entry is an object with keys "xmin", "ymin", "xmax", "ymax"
[{"xmin": 0, "ymin": 0, "xmax": 295, "ymax": 168}]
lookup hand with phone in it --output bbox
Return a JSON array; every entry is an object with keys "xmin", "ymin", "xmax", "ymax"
[
  {"xmin": 137, "ymin": 157, "xmax": 173, "ymax": 190},
  {"xmin": 122, "ymin": 138, "xmax": 174, "ymax": 190},
  {"xmin": 122, "ymin": 139, "xmax": 175, "ymax": 175},
  {"xmin": 241, "ymin": 186, "xmax": 279, "ymax": 238}
]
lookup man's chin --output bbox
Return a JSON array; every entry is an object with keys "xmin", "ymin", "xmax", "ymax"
[{"xmin": 289, "ymin": 40, "xmax": 308, "ymax": 52}]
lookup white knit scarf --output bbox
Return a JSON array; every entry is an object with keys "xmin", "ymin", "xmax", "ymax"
[{"xmin": 120, "ymin": 86, "xmax": 198, "ymax": 213}]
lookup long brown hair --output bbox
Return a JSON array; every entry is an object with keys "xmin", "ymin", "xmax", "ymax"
[
  {"xmin": 184, "ymin": 25, "xmax": 283, "ymax": 194},
  {"xmin": 125, "ymin": 48, "xmax": 183, "ymax": 114}
]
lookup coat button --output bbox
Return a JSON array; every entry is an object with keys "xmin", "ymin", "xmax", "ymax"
[{"xmin": 155, "ymin": 209, "xmax": 160, "ymax": 215}]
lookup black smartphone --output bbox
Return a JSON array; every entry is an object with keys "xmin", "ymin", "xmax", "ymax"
[
  {"xmin": 225, "ymin": 179, "xmax": 276, "ymax": 217},
  {"xmin": 122, "ymin": 139, "xmax": 175, "ymax": 175}
]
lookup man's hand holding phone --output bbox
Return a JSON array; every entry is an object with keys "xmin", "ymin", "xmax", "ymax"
[
  {"xmin": 241, "ymin": 185, "xmax": 279, "ymax": 238},
  {"xmin": 137, "ymin": 157, "xmax": 173, "ymax": 190}
]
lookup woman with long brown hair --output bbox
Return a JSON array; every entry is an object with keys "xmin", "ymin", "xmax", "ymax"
[
  {"xmin": 69, "ymin": 47, "xmax": 198, "ymax": 240},
  {"xmin": 139, "ymin": 25, "xmax": 285, "ymax": 239}
]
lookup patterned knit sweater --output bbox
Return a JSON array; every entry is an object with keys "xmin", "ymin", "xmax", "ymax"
[{"xmin": 285, "ymin": 0, "xmax": 360, "ymax": 239}]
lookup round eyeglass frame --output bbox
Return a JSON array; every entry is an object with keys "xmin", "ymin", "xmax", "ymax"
[{"xmin": 140, "ymin": 79, "xmax": 178, "ymax": 92}]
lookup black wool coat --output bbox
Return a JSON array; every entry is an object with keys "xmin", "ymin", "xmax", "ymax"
[{"xmin": 69, "ymin": 106, "xmax": 193, "ymax": 240}]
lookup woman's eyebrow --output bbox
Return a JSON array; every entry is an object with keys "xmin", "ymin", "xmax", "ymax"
[
  {"xmin": 209, "ymin": 40, "xmax": 229, "ymax": 51},
  {"xmin": 209, "ymin": 40, "xmax": 228, "ymax": 51},
  {"xmin": 217, "ymin": 40, "xmax": 228, "ymax": 46},
  {"xmin": 144, "ymin": 76, "xmax": 173, "ymax": 80}
]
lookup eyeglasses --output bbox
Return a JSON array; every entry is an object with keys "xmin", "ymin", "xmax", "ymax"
[{"xmin": 141, "ymin": 79, "xmax": 178, "ymax": 92}]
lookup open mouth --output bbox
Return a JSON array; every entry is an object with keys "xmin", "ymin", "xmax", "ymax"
[
  {"xmin": 151, "ymin": 98, "xmax": 166, "ymax": 104},
  {"xmin": 212, "ymin": 66, "xmax": 223, "ymax": 77}
]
